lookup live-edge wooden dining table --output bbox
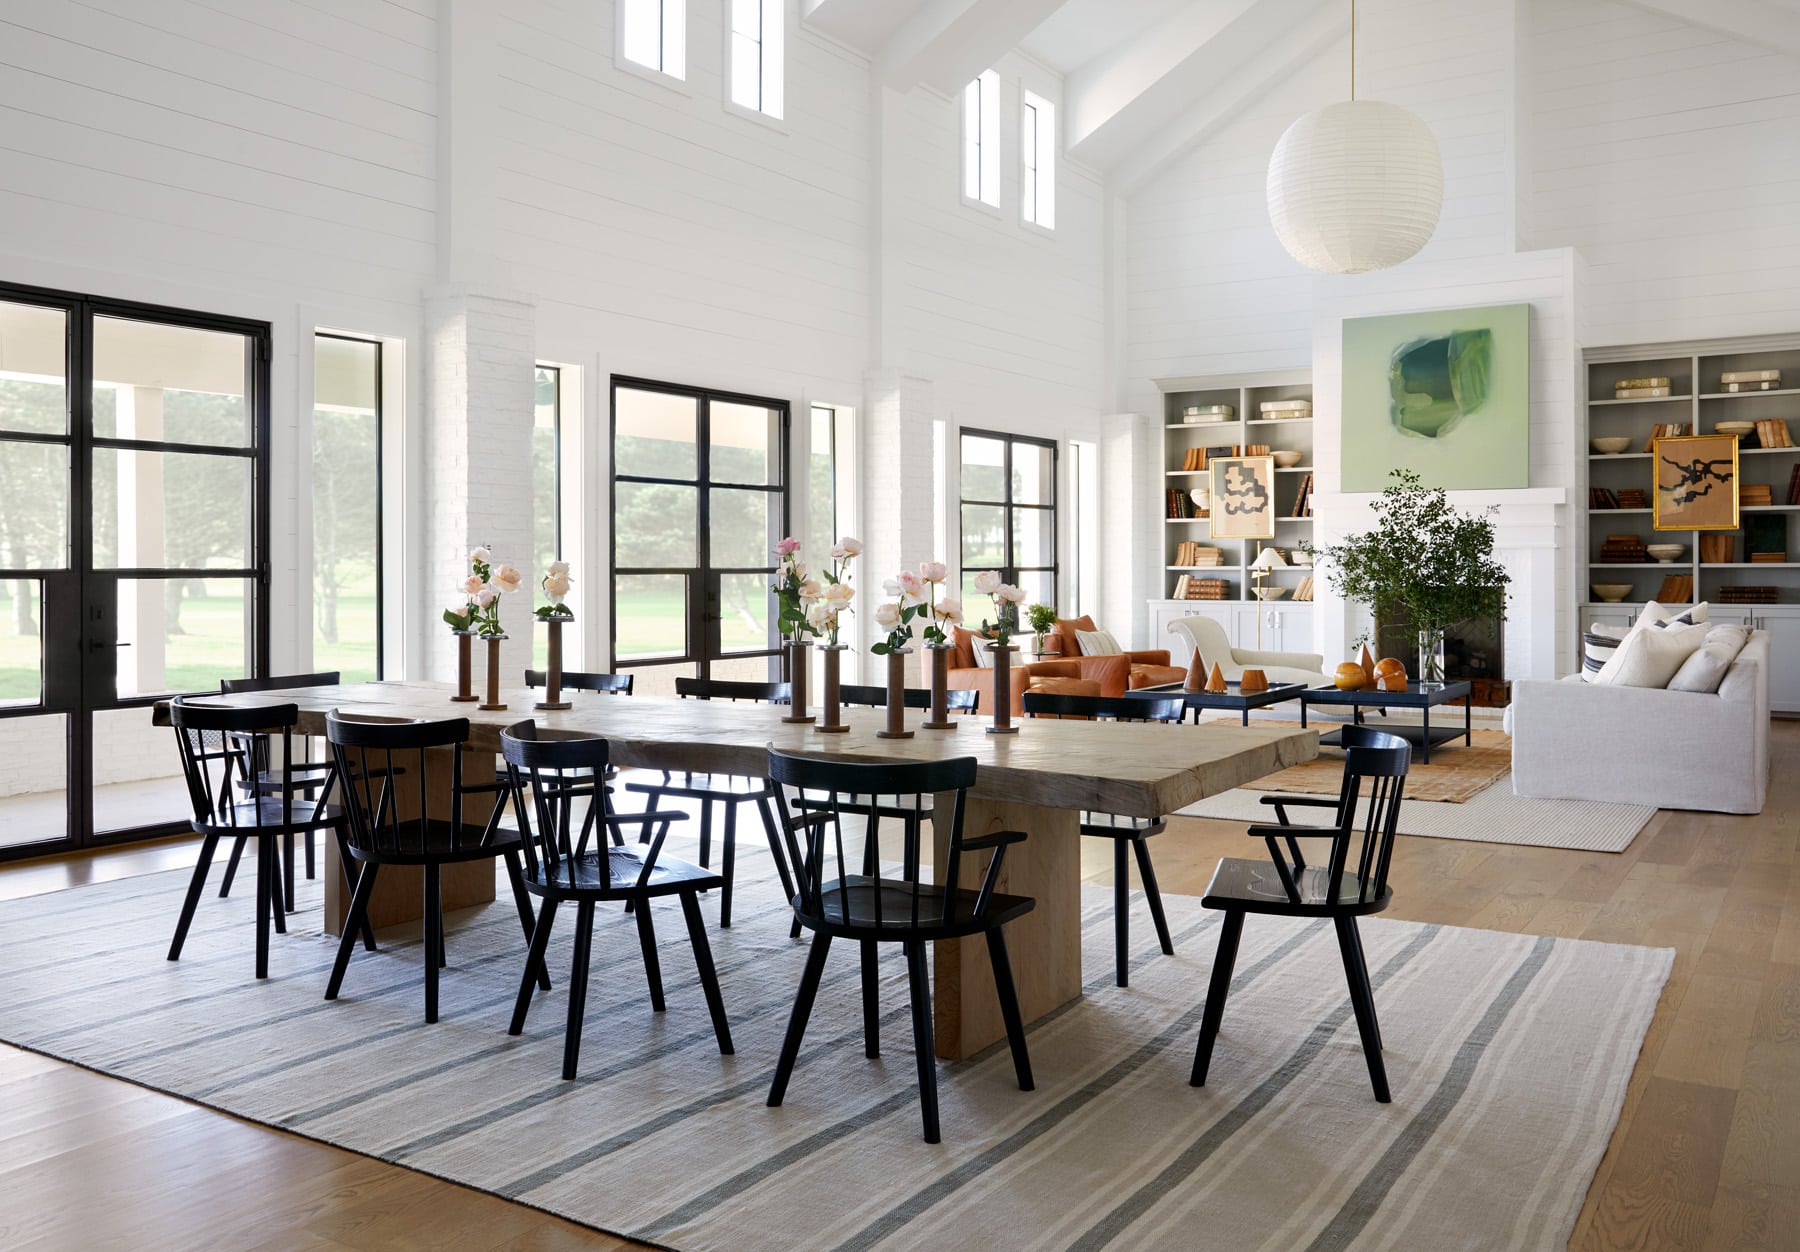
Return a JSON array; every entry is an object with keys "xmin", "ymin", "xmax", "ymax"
[{"xmin": 158, "ymin": 680, "xmax": 1317, "ymax": 1060}]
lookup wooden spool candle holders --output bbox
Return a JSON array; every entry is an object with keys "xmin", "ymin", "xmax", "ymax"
[
  {"xmin": 878, "ymin": 647, "xmax": 913, "ymax": 739},
  {"xmin": 451, "ymin": 632, "xmax": 478, "ymax": 702},
  {"xmin": 535, "ymin": 617, "xmax": 572, "ymax": 711},
  {"xmin": 815, "ymin": 644, "xmax": 849, "ymax": 734},
  {"xmin": 479, "ymin": 635, "xmax": 508, "ymax": 711},
  {"xmin": 987, "ymin": 644, "xmax": 1019, "ymax": 735},
  {"xmin": 923, "ymin": 642, "xmax": 956, "ymax": 730},
  {"xmin": 782, "ymin": 639, "xmax": 815, "ymax": 724}
]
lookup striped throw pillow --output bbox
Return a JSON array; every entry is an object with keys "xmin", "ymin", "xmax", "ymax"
[{"xmin": 1582, "ymin": 623, "xmax": 1630, "ymax": 680}]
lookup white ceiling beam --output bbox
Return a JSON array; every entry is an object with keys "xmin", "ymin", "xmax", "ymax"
[
  {"xmin": 1616, "ymin": 0, "xmax": 1800, "ymax": 57},
  {"xmin": 877, "ymin": 0, "xmax": 1075, "ymax": 95},
  {"xmin": 1112, "ymin": 1, "xmax": 1346, "ymax": 196},
  {"xmin": 1067, "ymin": 0, "xmax": 1338, "ymax": 171}
]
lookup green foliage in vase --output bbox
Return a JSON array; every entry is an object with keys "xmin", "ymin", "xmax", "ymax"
[
  {"xmin": 1305, "ymin": 470, "xmax": 1509, "ymax": 637},
  {"xmin": 1024, "ymin": 603, "xmax": 1057, "ymax": 636}
]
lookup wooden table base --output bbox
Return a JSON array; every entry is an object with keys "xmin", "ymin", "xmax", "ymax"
[{"xmin": 932, "ymin": 796, "xmax": 1082, "ymax": 1060}]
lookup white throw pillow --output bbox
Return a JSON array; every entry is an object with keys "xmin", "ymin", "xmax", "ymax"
[
  {"xmin": 1667, "ymin": 624, "xmax": 1750, "ymax": 694},
  {"xmin": 1641, "ymin": 600, "xmax": 1710, "ymax": 629},
  {"xmin": 1592, "ymin": 621, "xmax": 1708, "ymax": 689},
  {"xmin": 972, "ymin": 640, "xmax": 994, "ymax": 669},
  {"xmin": 1074, "ymin": 627, "xmax": 1123, "ymax": 656}
]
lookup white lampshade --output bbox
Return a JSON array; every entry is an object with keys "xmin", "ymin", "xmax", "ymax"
[
  {"xmin": 1249, "ymin": 547, "xmax": 1289, "ymax": 572},
  {"xmin": 1266, "ymin": 99, "xmax": 1443, "ymax": 274}
]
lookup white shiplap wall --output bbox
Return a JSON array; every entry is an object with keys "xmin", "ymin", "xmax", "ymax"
[{"xmin": 1532, "ymin": 0, "xmax": 1800, "ymax": 346}]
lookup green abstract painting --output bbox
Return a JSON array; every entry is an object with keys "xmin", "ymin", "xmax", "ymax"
[{"xmin": 1341, "ymin": 303, "xmax": 1530, "ymax": 491}]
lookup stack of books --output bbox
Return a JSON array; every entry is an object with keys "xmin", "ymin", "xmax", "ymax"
[
  {"xmin": 1700, "ymin": 534, "xmax": 1736, "ymax": 564},
  {"xmin": 1258, "ymin": 400, "xmax": 1312, "ymax": 420},
  {"xmin": 1173, "ymin": 542, "xmax": 1224, "ymax": 567},
  {"xmin": 1236, "ymin": 443, "xmax": 1272, "ymax": 457},
  {"xmin": 1741, "ymin": 483, "xmax": 1774, "ymax": 506},
  {"xmin": 1617, "ymin": 488, "xmax": 1649, "ymax": 508},
  {"xmin": 1643, "ymin": 422, "xmax": 1690, "ymax": 450},
  {"xmin": 1755, "ymin": 419, "xmax": 1794, "ymax": 448},
  {"xmin": 1722, "ymin": 369, "xmax": 1781, "ymax": 393},
  {"xmin": 1599, "ymin": 533, "xmax": 1648, "ymax": 563},
  {"xmin": 1615, "ymin": 376, "xmax": 1672, "ymax": 399},
  {"xmin": 1750, "ymin": 551, "xmax": 1788, "ymax": 564},
  {"xmin": 1174, "ymin": 577, "xmax": 1229, "ymax": 601},
  {"xmin": 1655, "ymin": 574, "xmax": 1694, "ymax": 602},
  {"xmin": 1180, "ymin": 447, "xmax": 1206, "ymax": 471},
  {"xmin": 1182, "ymin": 404, "xmax": 1234, "ymax": 423},
  {"xmin": 1788, "ymin": 464, "xmax": 1800, "ymax": 505},
  {"xmin": 1291, "ymin": 472, "xmax": 1314, "ymax": 517},
  {"xmin": 1720, "ymin": 586, "xmax": 1779, "ymax": 604},
  {"xmin": 1165, "ymin": 488, "xmax": 1190, "ymax": 519},
  {"xmin": 1589, "ymin": 486, "xmax": 1621, "ymax": 509},
  {"xmin": 1294, "ymin": 576, "xmax": 1315, "ymax": 602}
]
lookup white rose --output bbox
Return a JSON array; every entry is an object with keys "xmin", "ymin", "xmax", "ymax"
[
  {"xmin": 839, "ymin": 536, "xmax": 863, "ymax": 556},
  {"xmin": 883, "ymin": 578, "xmax": 902, "ymax": 597},
  {"xmin": 473, "ymin": 586, "xmax": 496, "ymax": 607},
  {"xmin": 973, "ymin": 570, "xmax": 1001, "ymax": 595},
  {"xmin": 919, "ymin": 560, "xmax": 948, "ymax": 583},
  {"xmin": 874, "ymin": 602, "xmax": 900, "ymax": 629},
  {"xmin": 492, "ymin": 564, "xmax": 524, "ymax": 595},
  {"xmin": 935, "ymin": 597, "xmax": 963, "ymax": 624},
  {"xmin": 544, "ymin": 573, "xmax": 572, "ymax": 598},
  {"xmin": 824, "ymin": 581, "xmax": 855, "ymax": 607},
  {"xmin": 470, "ymin": 546, "xmax": 491, "ymax": 565},
  {"xmin": 830, "ymin": 544, "xmax": 848, "ymax": 560},
  {"xmin": 798, "ymin": 578, "xmax": 821, "ymax": 600},
  {"xmin": 548, "ymin": 560, "xmax": 570, "ymax": 576},
  {"xmin": 998, "ymin": 583, "xmax": 1028, "ymax": 604},
  {"xmin": 806, "ymin": 600, "xmax": 835, "ymax": 629}
]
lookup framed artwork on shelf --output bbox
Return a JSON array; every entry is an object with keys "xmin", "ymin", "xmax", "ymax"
[
  {"xmin": 1341, "ymin": 302, "xmax": 1531, "ymax": 491},
  {"xmin": 1208, "ymin": 455, "xmax": 1276, "ymax": 539},
  {"xmin": 1653, "ymin": 433, "xmax": 1739, "ymax": 532}
]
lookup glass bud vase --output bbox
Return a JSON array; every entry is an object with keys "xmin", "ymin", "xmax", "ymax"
[
  {"xmin": 877, "ymin": 647, "xmax": 913, "ymax": 739},
  {"xmin": 782, "ymin": 638, "xmax": 815, "ymax": 724},
  {"xmin": 1417, "ymin": 628, "xmax": 1447, "ymax": 686},
  {"xmin": 923, "ymin": 641, "xmax": 956, "ymax": 729},
  {"xmin": 987, "ymin": 644, "xmax": 1019, "ymax": 735}
]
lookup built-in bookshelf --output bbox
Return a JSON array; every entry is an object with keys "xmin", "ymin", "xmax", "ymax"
[{"xmin": 1158, "ymin": 371, "xmax": 1315, "ymax": 603}]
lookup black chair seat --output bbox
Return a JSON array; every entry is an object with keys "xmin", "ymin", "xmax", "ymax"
[
  {"xmin": 1078, "ymin": 812, "xmax": 1164, "ymax": 837},
  {"xmin": 340, "ymin": 819, "xmax": 526, "ymax": 866},
  {"xmin": 528, "ymin": 846, "xmax": 722, "ymax": 898},
  {"xmin": 196, "ymin": 796, "xmax": 342, "ymax": 837},
  {"xmin": 803, "ymin": 875, "xmax": 1035, "ymax": 940},
  {"xmin": 627, "ymin": 772, "xmax": 772, "ymax": 801},
  {"xmin": 1203, "ymin": 856, "xmax": 1393, "ymax": 917}
]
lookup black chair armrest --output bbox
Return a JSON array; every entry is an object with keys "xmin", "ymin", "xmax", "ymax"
[
  {"xmin": 1245, "ymin": 822, "xmax": 1339, "ymax": 840},
  {"xmin": 962, "ymin": 829, "xmax": 1028, "ymax": 852},
  {"xmin": 1257, "ymin": 794, "xmax": 1337, "ymax": 809}
]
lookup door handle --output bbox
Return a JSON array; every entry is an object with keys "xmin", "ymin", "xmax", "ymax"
[
  {"xmin": 89, "ymin": 640, "xmax": 130, "ymax": 653},
  {"xmin": 701, "ymin": 613, "xmax": 722, "ymax": 623}
]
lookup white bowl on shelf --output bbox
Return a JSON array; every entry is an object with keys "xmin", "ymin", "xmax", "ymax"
[
  {"xmin": 1715, "ymin": 420, "xmax": 1754, "ymax": 437},
  {"xmin": 1252, "ymin": 587, "xmax": 1289, "ymax": 601},
  {"xmin": 1590, "ymin": 437, "xmax": 1632, "ymax": 454},
  {"xmin": 1591, "ymin": 583, "xmax": 1634, "ymax": 603},
  {"xmin": 1271, "ymin": 450, "xmax": 1304, "ymax": 468},
  {"xmin": 1645, "ymin": 544, "xmax": 1686, "ymax": 563}
]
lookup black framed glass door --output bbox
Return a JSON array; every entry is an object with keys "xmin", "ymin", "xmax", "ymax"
[
  {"xmin": 959, "ymin": 428, "xmax": 1059, "ymax": 612},
  {"xmin": 0, "ymin": 283, "xmax": 270, "ymax": 860},
  {"xmin": 609, "ymin": 378, "xmax": 788, "ymax": 696}
]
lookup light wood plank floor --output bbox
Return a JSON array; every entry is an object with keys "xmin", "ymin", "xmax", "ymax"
[{"xmin": 2, "ymin": 726, "xmax": 1795, "ymax": 1251}]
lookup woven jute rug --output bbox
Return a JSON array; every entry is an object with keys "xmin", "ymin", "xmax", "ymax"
[
  {"xmin": 1209, "ymin": 720, "xmax": 1513, "ymax": 804},
  {"xmin": 0, "ymin": 846, "xmax": 1670, "ymax": 1251}
]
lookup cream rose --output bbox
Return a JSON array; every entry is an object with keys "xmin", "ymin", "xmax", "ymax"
[
  {"xmin": 491, "ymin": 564, "xmax": 524, "ymax": 595},
  {"xmin": 935, "ymin": 597, "xmax": 963, "ymax": 624},
  {"xmin": 548, "ymin": 560, "xmax": 570, "ymax": 576},
  {"xmin": 972, "ymin": 570, "xmax": 1001, "ymax": 595},
  {"xmin": 824, "ymin": 581, "xmax": 854, "ymax": 607},
  {"xmin": 919, "ymin": 560, "xmax": 948, "ymax": 583},
  {"xmin": 472, "ymin": 586, "xmax": 496, "ymax": 608},
  {"xmin": 998, "ymin": 583, "xmax": 1028, "ymax": 604},
  {"xmin": 460, "ymin": 575, "xmax": 484, "ymax": 597},
  {"xmin": 798, "ymin": 578, "xmax": 821, "ymax": 600},
  {"xmin": 806, "ymin": 600, "xmax": 835, "ymax": 629},
  {"xmin": 874, "ymin": 602, "xmax": 900, "ymax": 629},
  {"xmin": 896, "ymin": 570, "xmax": 925, "ymax": 599},
  {"xmin": 470, "ymin": 546, "xmax": 492, "ymax": 565},
  {"xmin": 838, "ymin": 536, "xmax": 863, "ymax": 557},
  {"xmin": 544, "ymin": 573, "xmax": 572, "ymax": 598}
]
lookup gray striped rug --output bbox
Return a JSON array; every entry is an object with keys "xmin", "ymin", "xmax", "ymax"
[
  {"xmin": 1178, "ymin": 772, "xmax": 1657, "ymax": 852},
  {"xmin": 0, "ymin": 846, "xmax": 1670, "ymax": 1251}
]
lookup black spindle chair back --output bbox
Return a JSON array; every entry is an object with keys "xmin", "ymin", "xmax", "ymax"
[
  {"xmin": 1267, "ymin": 730, "xmax": 1410, "ymax": 909},
  {"xmin": 502, "ymin": 722, "xmax": 661, "ymax": 888},
  {"xmin": 1021, "ymin": 692, "xmax": 1185, "ymax": 723},
  {"xmin": 837, "ymin": 684, "xmax": 978, "ymax": 712},
  {"xmin": 326, "ymin": 713, "xmax": 505, "ymax": 860},
  {"xmin": 171, "ymin": 697, "xmax": 303, "ymax": 834},
  {"xmin": 524, "ymin": 669, "xmax": 635, "ymax": 695},
  {"xmin": 674, "ymin": 677, "xmax": 790, "ymax": 703}
]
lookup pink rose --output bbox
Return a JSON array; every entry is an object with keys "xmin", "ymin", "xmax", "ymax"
[
  {"xmin": 972, "ymin": 570, "xmax": 1001, "ymax": 595},
  {"xmin": 896, "ymin": 570, "xmax": 925, "ymax": 599},
  {"xmin": 919, "ymin": 560, "xmax": 948, "ymax": 583},
  {"xmin": 998, "ymin": 583, "xmax": 1028, "ymax": 604},
  {"xmin": 935, "ymin": 597, "xmax": 963, "ymax": 624},
  {"xmin": 838, "ymin": 536, "xmax": 863, "ymax": 557},
  {"xmin": 473, "ymin": 586, "xmax": 496, "ymax": 608},
  {"xmin": 775, "ymin": 536, "xmax": 800, "ymax": 557},
  {"xmin": 460, "ymin": 575, "xmax": 484, "ymax": 597}
]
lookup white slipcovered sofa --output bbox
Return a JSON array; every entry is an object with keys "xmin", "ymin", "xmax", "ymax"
[{"xmin": 1506, "ymin": 630, "xmax": 1770, "ymax": 814}]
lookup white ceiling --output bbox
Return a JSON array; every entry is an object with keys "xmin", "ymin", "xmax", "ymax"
[{"xmin": 1017, "ymin": 0, "xmax": 1215, "ymax": 73}]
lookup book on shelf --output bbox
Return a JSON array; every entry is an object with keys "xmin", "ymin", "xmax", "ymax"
[
  {"xmin": 1788, "ymin": 464, "xmax": 1800, "ymax": 505},
  {"xmin": 1615, "ymin": 376, "xmax": 1671, "ymax": 390},
  {"xmin": 1186, "ymin": 578, "xmax": 1228, "ymax": 601},
  {"xmin": 1740, "ymin": 483, "xmax": 1774, "ymax": 506},
  {"xmin": 1721, "ymin": 370, "xmax": 1781, "ymax": 384},
  {"xmin": 1750, "ymin": 552, "xmax": 1789, "ymax": 563},
  {"xmin": 1755, "ymin": 419, "xmax": 1793, "ymax": 449},
  {"xmin": 1172, "ymin": 575, "xmax": 1189, "ymax": 599},
  {"xmin": 1719, "ymin": 586, "xmax": 1779, "ymax": 604},
  {"xmin": 1258, "ymin": 400, "xmax": 1312, "ymax": 416},
  {"xmin": 1643, "ymin": 422, "xmax": 1690, "ymax": 451},
  {"xmin": 1165, "ymin": 488, "xmax": 1191, "ymax": 519},
  {"xmin": 1614, "ymin": 386, "xmax": 1672, "ymax": 398},
  {"xmin": 1725, "ymin": 380, "xmax": 1781, "ymax": 392},
  {"xmin": 1654, "ymin": 575, "xmax": 1694, "ymax": 603},
  {"xmin": 1617, "ymin": 488, "xmax": 1648, "ymax": 508},
  {"xmin": 1589, "ymin": 486, "xmax": 1620, "ymax": 509},
  {"xmin": 1294, "ymin": 575, "xmax": 1314, "ymax": 602},
  {"xmin": 1700, "ymin": 533, "xmax": 1736, "ymax": 564},
  {"xmin": 1291, "ymin": 472, "xmax": 1314, "ymax": 517}
]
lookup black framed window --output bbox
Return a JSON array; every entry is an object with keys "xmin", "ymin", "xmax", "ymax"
[
  {"xmin": 532, "ymin": 365, "xmax": 561, "ymax": 667},
  {"xmin": 959, "ymin": 428, "xmax": 1057, "ymax": 622},
  {"xmin": 311, "ymin": 333, "xmax": 382, "ymax": 681}
]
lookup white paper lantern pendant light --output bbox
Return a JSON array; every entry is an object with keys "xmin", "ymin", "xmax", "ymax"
[{"xmin": 1266, "ymin": 0, "xmax": 1443, "ymax": 274}]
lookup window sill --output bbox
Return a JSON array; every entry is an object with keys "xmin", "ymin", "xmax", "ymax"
[
  {"xmin": 1020, "ymin": 216, "xmax": 1057, "ymax": 240},
  {"xmin": 615, "ymin": 54, "xmax": 692, "ymax": 96},
  {"xmin": 724, "ymin": 99, "xmax": 788, "ymax": 134},
  {"xmin": 960, "ymin": 193, "xmax": 1003, "ymax": 219}
]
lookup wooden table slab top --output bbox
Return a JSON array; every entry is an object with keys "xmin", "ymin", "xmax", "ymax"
[{"xmin": 157, "ymin": 681, "xmax": 1318, "ymax": 821}]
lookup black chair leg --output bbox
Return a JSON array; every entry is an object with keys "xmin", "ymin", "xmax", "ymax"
[
  {"xmin": 326, "ymin": 862, "xmax": 380, "ymax": 1000},
  {"xmin": 503, "ymin": 850, "xmax": 549, "ymax": 991},
  {"xmin": 719, "ymin": 802, "xmax": 737, "ymax": 928},
  {"xmin": 697, "ymin": 799, "xmax": 713, "ymax": 868},
  {"xmin": 755, "ymin": 794, "xmax": 795, "ymax": 903},
  {"xmin": 282, "ymin": 832, "xmax": 296, "ymax": 912},
  {"xmin": 1191, "ymin": 909, "xmax": 1245, "ymax": 1087},
  {"xmin": 861, "ymin": 939, "xmax": 880, "ymax": 1058},
  {"xmin": 168, "ymin": 831, "xmax": 220, "ymax": 962},
  {"xmin": 635, "ymin": 895, "xmax": 666, "ymax": 1011},
  {"xmin": 986, "ymin": 928, "xmax": 1034, "ymax": 1092},
  {"xmin": 904, "ymin": 940, "xmax": 940, "ymax": 1144},
  {"xmin": 219, "ymin": 834, "xmax": 246, "ymax": 898},
  {"xmin": 1133, "ymin": 837, "xmax": 1175, "ymax": 956},
  {"xmin": 562, "ymin": 900, "xmax": 596, "ymax": 1080},
  {"xmin": 510, "ymin": 897, "xmax": 559, "ymax": 1035},
  {"xmin": 423, "ymin": 863, "xmax": 442, "ymax": 1023},
  {"xmin": 1113, "ymin": 839, "xmax": 1130, "ymax": 988},
  {"xmin": 1335, "ymin": 915, "xmax": 1390, "ymax": 1102},
  {"xmin": 681, "ymin": 891, "xmax": 733, "ymax": 1055},
  {"xmin": 304, "ymin": 829, "xmax": 316, "ymax": 880},
  {"xmin": 337, "ymin": 830, "xmax": 377, "ymax": 952},
  {"xmin": 768, "ymin": 931, "xmax": 832, "ymax": 1107},
  {"xmin": 255, "ymin": 835, "xmax": 274, "ymax": 980}
]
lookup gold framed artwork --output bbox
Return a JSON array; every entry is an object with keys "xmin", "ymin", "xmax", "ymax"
[
  {"xmin": 1209, "ymin": 455, "xmax": 1276, "ymax": 539},
  {"xmin": 1653, "ymin": 434, "xmax": 1739, "ymax": 532}
]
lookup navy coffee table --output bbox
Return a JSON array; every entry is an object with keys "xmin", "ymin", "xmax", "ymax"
[
  {"xmin": 1298, "ymin": 680, "xmax": 1473, "ymax": 764},
  {"xmin": 1127, "ymin": 680, "xmax": 1309, "ymax": 726}
]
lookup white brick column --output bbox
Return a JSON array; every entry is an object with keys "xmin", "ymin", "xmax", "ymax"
[
  {"xmin": 425, "ymin": 285, "xmax": 537, "ymax": 688},
  {"xmin": 1100, "ymin": 411, "xmax": 1153, "ymax": 647},
  {"xmin": 861, "ymin": 370, "xmax": 937, "ymax": 678}
]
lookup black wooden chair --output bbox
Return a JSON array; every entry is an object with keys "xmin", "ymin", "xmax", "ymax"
[
  {"xmin": 523, "ymin": 669, "xmax": 634, "ymax": 696},
  {"xmin": 323, "ymin": 712, "xmax": 546, "ymax": 1023},
  {"xmin": 216, "ymin": 671, "xmax": 341, "ymax": 911},
  {"xmin": 1191, "ymin": 725, "xmax": 1411, "ymax": 1102},
  {"xmin": 765, "ymin": 749, "xmax": 1035, "ymax": 1143},
  {"xmin": 501, "ymin": 721, "xmax": 732, "ymax": 1078},
  {"xmin": 1021, "ymin": 691, "xmax": 1185, "ymax": 988},
  {"xmin": 836, "ymin": 685, "xmax": 979, "ymax": 714},
  {"xmin": 167, "ymin": 697, "xmax": 348, "ymax": 979},
  {"xmin": 625, "ymin": 677, "xmax": 796, "ymax": 928}
]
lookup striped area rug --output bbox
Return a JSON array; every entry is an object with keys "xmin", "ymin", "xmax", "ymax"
[{"xmin": 0, "ymin": 848, "xmax": 1670, "ymax": 1251}]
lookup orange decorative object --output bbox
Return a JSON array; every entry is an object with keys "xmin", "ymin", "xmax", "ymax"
[
  {"xmin": 1184, "ymin": 648, "xmax": 1206, "ymax": 692},
  {"xmin": 1377, "ymin": 673, "xmax": 1409, "ymax": 692},
  {"xmin": 1359, "ymin": 644, "xmax": 1376, "ymax": 686},
  {"xmin": 1239, "ymin": 668, "xmax": 1269, "ymax": 693},
  {"xmin": 1205, "ymin": 662, "xmax": 1228, "ymax": 693},
  {"xmin": 1333, "ymin": 662, "xmax": 1367, "ymax": 691},
  {"xmin": 1374, "ymin": 657, "xmax": 1407, "ymax": 682}
]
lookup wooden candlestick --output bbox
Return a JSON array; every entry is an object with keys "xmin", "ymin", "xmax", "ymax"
[
  {"xmin": 987, "ymin": 644, "xmax": 1018, "ymax": 734},
  {"xmin": 782, "ymin": 638, "xmax": 815, "ymax": 723},
  {"xmin": 479, "ymin": 635, "xmax": 508, "ymax": 711},
  {"xmin": 815, "ymin": 644, "xmax": 849, "ymax": 733},
  {"xmin": 923, "ymin": 642, "xmax": 956, "ymax": 729},
  {"xmin": 535, "ymin": 617, "xmax": 571, "ymax": 710},
  {"xmin": 877, "ymin": 647, "xmax": 913, "ymax": 739},
  {"xmin": 451, "ymin": 632, "xmax": 478, "ymax": 702}
]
